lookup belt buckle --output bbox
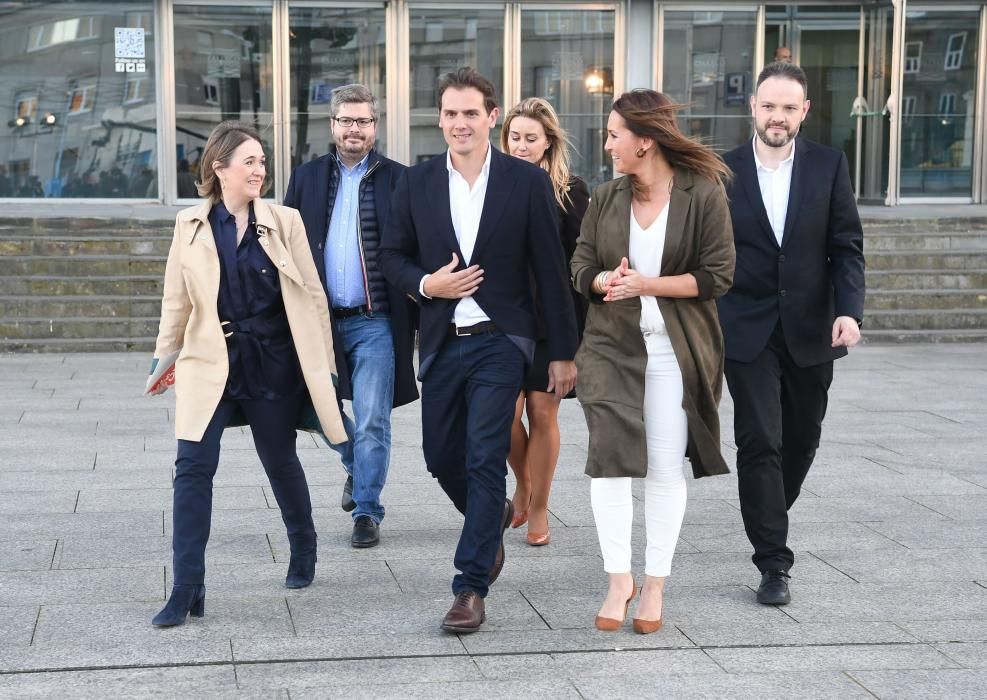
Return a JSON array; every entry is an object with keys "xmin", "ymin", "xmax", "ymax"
[
  {"xmin": 455, "ymin": 325, "xmax": 470, "ymax": 337},
  {"xmin": 221, "ymin": 320, "xmax": 233, "ymax": 338}
]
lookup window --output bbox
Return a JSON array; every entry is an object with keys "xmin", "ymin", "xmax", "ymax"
[
  {"xmin": 123, "ymin": 77, "xmax": 150, "ymax": 104},
  {"xmin": 202, "ymin": 78, "xmax": 219, "ymax": 105},
  {"xmin": 125, "ymin": 11, "xmax": 153, "ymax": 35},
  {"xmin": 901, "ymin": 95, "xmax": 916, "ymax": 120},
  {"xmin": 27, "ymin": 17, "xmax": 98, "ymax": 51},
  {"xmin": 67, "ymin": 85, "xmax": 96, "ymax": 115},
  {"xmin": 945, "ymin": 33, "xmax": 966, "ymax": 70},
  {"xmin": 938, "ymin": 93, "xmax": 956, "ymax": 117},
  {"xmin": 904, "ymin": 42, "xmax": 921, "ymax": 74},
  {"xmin": 15, "ymin": 95, "xmax": 39, "ymax": 120}
]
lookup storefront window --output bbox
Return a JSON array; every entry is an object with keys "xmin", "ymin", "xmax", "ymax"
[
  {"xmin": 662, "ymin": 9, "xmax": 758, "ymax": 153},
  {"xmin": 173, "ymin": 4, "xmax": 274, "ymax": 199},
  {"xmin": 520, "ymin": 9, "xmax": 615, "ymax": 189},
  {"xmin": 288, "ymin": 6, "xmax": 387, "ymax": 169},
  {"xmin": 900, "ymin": 8, "xmax": 981, "ymax": 198},
  {"xmin": 0, "ymin": 2, "xmax": 157, "ymax": 198},
  {"xmin": 408, "ymin": 9, "xmax": 504, "ymax": 165}
]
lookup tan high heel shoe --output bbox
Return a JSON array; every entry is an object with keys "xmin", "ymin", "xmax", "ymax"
[
  {"xmin": 526, "ymin": 530, "xmax": 550, "ymax": 546},
  {"xmin": 632, "ymin": 590, "xmax": 664, "ymax": 634},
  {"xmin": 594, "ymin": 586, "xmax": 636, "ymax": 631}
]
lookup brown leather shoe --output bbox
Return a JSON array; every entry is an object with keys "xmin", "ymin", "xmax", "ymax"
[
  {"xmin": 440, "ymin": 591, "xmax": 485, "ymax": 633},
  {"xmin": 488, "ymin": 498, "xmax": 514, "ymax": 586}
]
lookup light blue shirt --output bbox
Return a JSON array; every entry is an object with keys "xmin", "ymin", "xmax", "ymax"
[{"xmin": 325, "ymin": 153, "xmax": 370, "ymax": 308}]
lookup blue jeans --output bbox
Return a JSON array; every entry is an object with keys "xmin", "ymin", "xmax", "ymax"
[{"xmin": 323, "ymin": 312, "xmax": 395, "ymax": 523}]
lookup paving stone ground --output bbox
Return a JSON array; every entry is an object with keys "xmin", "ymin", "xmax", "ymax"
[{"xmin": 0, "ymin": 344, "xmax": 985, "ymax": 699}]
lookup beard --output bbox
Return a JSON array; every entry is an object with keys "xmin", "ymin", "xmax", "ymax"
[
  {"xmin": 755, "ymin": 122, "xmax": 799, "ymax": 148},
  {"xmin": 335, "ymin": 134, "xmax": 372, "ymax": 159}
]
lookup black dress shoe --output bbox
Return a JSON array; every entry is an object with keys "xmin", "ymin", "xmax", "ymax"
[
  {"xmin": 440, "ymin": 591, "xmax": 485, "ymax": 633},
  {"xmin": 488, "ymin": 498, "xmax": 514, "ymax": 586},
  {"xmin": 152, "ymin": 584, "xmax": 205, "ymax": 627},
  {"xmin": 351, "ymin": 515, "xmax": 379, "ymax": 548},
  {"xmin": 756, "ymin": 569, "xmax": 792, "ymax": 605},
  {"xmin": 341, "ymin": 474, "xmax": 356, "ymax": 512}
]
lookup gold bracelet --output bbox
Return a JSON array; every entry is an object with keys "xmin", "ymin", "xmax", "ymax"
[{"xmin": 594, "ymin": 270, "xmax": 609, "ymax": 293}]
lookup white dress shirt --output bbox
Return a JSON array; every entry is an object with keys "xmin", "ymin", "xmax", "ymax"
[
  {"xmin": 419, "ymin": 145, "xmax": 492, "ymax": 328},
  {"xmin": 629, "ymin": 204, "xmax": 669, "ymax": 335},
  {"xmin": 752, "ymin": 136, "xmax": 795, "ymax": 246}
]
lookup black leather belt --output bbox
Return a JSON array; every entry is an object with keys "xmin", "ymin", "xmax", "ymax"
[
  {"xmin": 332, "ymin": 305, "xmax": 368, "ymax": 319},
  {"xmin": 448, "ymin": 321, "xmax": 498, "ymax": 337}
]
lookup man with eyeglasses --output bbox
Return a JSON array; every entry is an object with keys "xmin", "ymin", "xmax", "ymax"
[{"xmin": 285, "ymin": 84, "xmax": 418, "ymax": 549}]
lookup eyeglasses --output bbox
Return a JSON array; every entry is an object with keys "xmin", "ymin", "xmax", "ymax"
[{"xmin": 332, "ymin": 117, "xmax": 376, "ymax": 128}]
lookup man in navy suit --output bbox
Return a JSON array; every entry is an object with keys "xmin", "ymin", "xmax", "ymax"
[
  {"xmin": 718, "ymin": 62, "xmax": 865, "ymax": 606},
  {"xmin": 380, "ymin": 68, "xmax": 578, "ymax": 633},
  {"xmin": 284, "ymin": 84, "xmax": 418, "ymax": 549}
]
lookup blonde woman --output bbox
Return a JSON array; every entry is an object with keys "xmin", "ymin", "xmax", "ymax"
[
  {"xmin": 148, "ymin": 121, "xmax": 346, "ymax": 626},
  {"xmin": 500, "ymin": 98, "xmax": 590, "ymax": 546}
]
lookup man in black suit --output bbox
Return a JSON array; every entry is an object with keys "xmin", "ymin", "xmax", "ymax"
[
  {"xmin": 718, "ymin": 62, "xmax": 865, "ymax": 605},
  {"xmin": 284, "ymin": 84, "xmax": 418, "ymax": 549},
  {"xmin": 380, "ymin": 68, "xmax": 578, "ymax": 632}
]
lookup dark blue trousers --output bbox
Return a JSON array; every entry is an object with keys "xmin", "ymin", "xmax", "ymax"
[
  {"xmin": 172, "ymin": 394, "xmax": 315, "ymax": 585},
  {"xmin": 421, "ymin": 331, "xmax": 525, "ymax": 598}
]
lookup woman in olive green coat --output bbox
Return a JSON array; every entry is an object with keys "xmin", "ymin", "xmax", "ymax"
[{"xmin": 570, "ymin": 90, "xmax": 735, "ymax": 634}]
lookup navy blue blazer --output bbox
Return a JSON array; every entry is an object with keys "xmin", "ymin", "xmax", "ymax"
[
  {"xmin": 379, "ymin": 147, "xmax": 578, "ymax": 380},
  {"xmin": 284, "ymin": 148, "xmax": 419, "ymax": 407},
  {"xmin": 717, "ymin": 137, "xmax": 865, "ymax": 367}
]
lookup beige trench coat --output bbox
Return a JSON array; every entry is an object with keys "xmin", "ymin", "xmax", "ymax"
[
  {"xmin": 570, "ymin": 168, "xmax": 735, "ymax": 479},
  {"xmin": 152, "ymin": 198, "xmax": 347, "ymax": 445}
]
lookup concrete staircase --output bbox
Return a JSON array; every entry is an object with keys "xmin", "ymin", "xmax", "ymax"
[
  {"xmin": 1, "ymin": 214, "xmax": 986, "ymax": 351},
  {"xmin": 863, "ymin": 217, "xmax": 987, "ymax": 342},
  {"xmin": 0, "ymin": 217, "xmax": 171, "ymax": 352}
]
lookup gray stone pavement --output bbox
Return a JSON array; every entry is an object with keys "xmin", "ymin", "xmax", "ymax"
[{"xmin": 0, "ymin": 344, "xmax": 985, "ymax": 698}]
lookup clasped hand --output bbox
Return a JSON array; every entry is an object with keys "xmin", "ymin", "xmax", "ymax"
[
  {"xmin": 424, "ymin": 252, "xmax": 484, "ymax": 299},
  {"xmin": 603, "ymin": 257, "xmax": 650, "ymax": 302}
]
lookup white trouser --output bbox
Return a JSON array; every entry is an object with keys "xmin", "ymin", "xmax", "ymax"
[{"xmin": 590, "ymin": 331, "xmax": 688, "ymax": 578}]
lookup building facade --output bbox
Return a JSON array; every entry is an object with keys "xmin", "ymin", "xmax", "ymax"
[{"xmin": 1, "ymin": 0, "xmax": 985, "ymax": 208}]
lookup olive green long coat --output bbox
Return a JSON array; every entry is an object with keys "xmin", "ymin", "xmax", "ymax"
[{"xmin": 570, "ymin": 169, "xmax": 735, "ymax": 479}]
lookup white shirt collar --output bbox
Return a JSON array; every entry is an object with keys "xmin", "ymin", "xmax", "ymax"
[
  {"xmin": 446, "ymin": 142, "xmax": 492, "ymax": 181},
  {"xmin": 752, "ymin": 135, "xmax": 795, "ymax": 172}
]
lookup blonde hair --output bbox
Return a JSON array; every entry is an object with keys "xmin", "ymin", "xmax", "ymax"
[
  {"xmin": 196, "ymin": 121, "xmax": 270, "ymax": 201},
  {"xmin": 501, "ymin": 98, "xmax": 574, "ymax": 210}
]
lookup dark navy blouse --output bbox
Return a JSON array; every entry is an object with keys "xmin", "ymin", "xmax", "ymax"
[{"xmin": 210, "ymin": 201, "xmax": 303, "ymax": 400}]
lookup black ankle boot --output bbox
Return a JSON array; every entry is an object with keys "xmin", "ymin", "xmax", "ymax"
[
  {"xmin": 285, "ymin": 549, "xmax": 317, "ymax": 589},
  {"xmin": 152, "ymin": 584, "xmax": 205, "ymax": 627}
]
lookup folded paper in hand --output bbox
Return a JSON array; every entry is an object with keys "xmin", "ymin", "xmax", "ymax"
[{"xmin": 144, "ymin": 350, "xmax": 180, "ymax": 395}]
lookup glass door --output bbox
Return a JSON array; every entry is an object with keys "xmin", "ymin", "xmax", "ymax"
[{"xmin": 900, "ymin": 6, "xmax": 982, "ymax": 199}]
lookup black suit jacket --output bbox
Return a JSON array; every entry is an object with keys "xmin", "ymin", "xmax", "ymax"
[
  {"xmin": 380, "ymin": 147, "xmax": 578, "ymax": 380},
  {"xmin": 284, "ymin": 148, "xmax": 419, "ymax": 407},
  {"xmin": 718, "ymin": 137, "xmax": 865, "ymax": 367}
]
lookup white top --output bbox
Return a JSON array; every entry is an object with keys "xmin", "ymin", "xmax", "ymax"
[
  {"xmin": 629, "ymin": 203, "xmax": 669, "ymax": 335},
  {"xmin": 418, "ymin": 145, "xmax": 492, "ymax": 328},
  {"xmin": 752, "ymin": 135, "xmax": 795, "ymax": 246}
]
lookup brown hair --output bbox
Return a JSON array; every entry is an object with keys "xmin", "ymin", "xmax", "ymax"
[
  {"xmin": 501, "ymin": 97, "xmax": 575, "ymax": 210},
  {"xmin": 611, "ymin": 89, "xmax": 731, "ymax": 200},
  {"xmin": 757, "ymin": 61, "xmax": 808, "ymax": 96},
  {"xmin": 196, "ymin": 121, "xmax": 270, "ymax": 200},
  {"xmin": 437, "ymin": 67, "xmax": 498, "ymax": 115}
]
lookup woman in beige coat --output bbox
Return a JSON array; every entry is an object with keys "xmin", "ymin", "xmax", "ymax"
[
  {"xmin": 148, "ymin": 122, "xmax": 346, "ymax": 627},
  {"xmin": 571, "ymin": 90, "xmax": 735, "ymax": 634}
]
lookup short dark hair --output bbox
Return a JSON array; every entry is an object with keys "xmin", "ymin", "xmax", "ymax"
[
  {"xmin": 756, "ymin": 61, "xmax": 808, "ymax": 97},
  {"xmin": 437, "ymin": 67, "xmax": 498, "ymax": 114}
]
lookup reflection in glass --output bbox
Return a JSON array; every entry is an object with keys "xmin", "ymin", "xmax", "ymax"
[
  {"xmin": 173, "ymin": 5, "xmax": 274, "ymax": 199},
  {"xmin": 408, "ymin": 10, "xmax": 504, "ymax": 165},
  {"xmin": 289, "ymin": 7, "xmax": 386, "ymax": 168},
  {"xmin": 662, "ymin": 10, "xmax": 757, "ymax": 153},
  {"xmin": 900, "ymin": 10, "xmax": 980, "ymax": 197},
  {"xmin": 0, "ymin": 3, "xmax": 157, "ymax": 198},
  {"xmin": 520, "ymin": 9, "xmax": 615, "ymax": 190}
]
